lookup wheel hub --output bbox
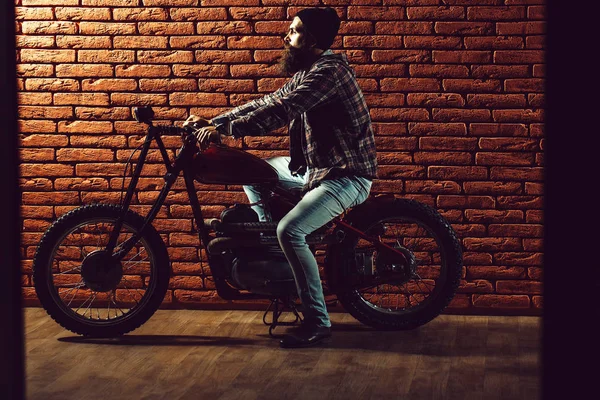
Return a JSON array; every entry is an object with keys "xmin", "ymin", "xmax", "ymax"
[
  {"xmin": 81, "ymin": 250, "xmax": 123, "ymax": 292},
  {"xmin": 374, "ymin": 244, "xmax": 417, "ymax": 284}
]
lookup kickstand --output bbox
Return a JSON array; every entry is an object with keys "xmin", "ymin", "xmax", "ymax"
[{"xmin": 262, "ymin": 298, "xmax": 304, "ymax": 338}]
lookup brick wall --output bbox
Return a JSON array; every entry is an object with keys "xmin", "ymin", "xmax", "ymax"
[{"xmin": 16, "ymin": 0, "xmax": 544, "ymax": 314}]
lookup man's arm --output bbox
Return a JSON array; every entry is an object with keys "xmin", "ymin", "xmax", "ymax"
[
  {"xmin": 225, "ymin": 66, "xmax": 338, "ymax": 138},
  {"xmin": 210, "ymin": 74, "xmax": 300, "ymax": 135}
]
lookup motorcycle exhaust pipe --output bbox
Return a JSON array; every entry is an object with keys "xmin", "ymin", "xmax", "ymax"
[{"xmin": 204, "ymin": 218, "xmax": 278, "ymax": 233}]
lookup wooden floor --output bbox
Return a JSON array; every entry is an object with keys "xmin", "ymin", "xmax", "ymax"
[{"xmin": 24, "ymin": 308, "xmax": 540, "ymax": 400}]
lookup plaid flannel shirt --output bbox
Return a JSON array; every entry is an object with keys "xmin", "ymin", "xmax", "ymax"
[{"xmin": 211, "ymin": 51, "xmax": 377, "ymax": 192}]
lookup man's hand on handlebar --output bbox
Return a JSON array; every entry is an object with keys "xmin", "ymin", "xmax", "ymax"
[
  {"xmin": 183, "ymin": 114, "xmax": 221, "ymax": 150},
  {"xmin": 194, "ymin": 125, "xmax": 221, "ymax": 150}
]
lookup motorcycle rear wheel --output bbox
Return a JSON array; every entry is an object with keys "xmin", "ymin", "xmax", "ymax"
[
  {"xmin": 33, "ymin": 204, "xmax": 170, "ymax": 337},
  {"xmin": 334, "ymin": 198, "xmax": 462, "ymax": 330}
]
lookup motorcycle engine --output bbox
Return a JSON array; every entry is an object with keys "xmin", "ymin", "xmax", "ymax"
[{"xmin": 218, "ymin": 204, "xmax": 296, "ymax": 296}]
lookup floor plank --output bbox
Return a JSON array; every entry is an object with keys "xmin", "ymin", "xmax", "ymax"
[{"xmin": 24, "ymin": 308, "xmax": 540, "ymax": 400}]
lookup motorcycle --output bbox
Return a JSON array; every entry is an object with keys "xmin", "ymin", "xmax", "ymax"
[{"xmin": 32, "ymin": 106, "xmax": 463, "ymax": 338}]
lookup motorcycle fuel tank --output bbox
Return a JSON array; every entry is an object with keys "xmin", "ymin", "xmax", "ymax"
[{"xmin": 191, "ymin": 144, "xmax": 280, "ymax": 185}]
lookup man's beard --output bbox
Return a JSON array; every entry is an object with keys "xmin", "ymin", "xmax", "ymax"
[{"xmin": 278, "ymin": 44, "xmax": 320, "ymax": 75}]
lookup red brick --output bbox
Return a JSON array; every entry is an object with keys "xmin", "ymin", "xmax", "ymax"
[
  {"xmin": 464, "ymin": 237, "xmax": 523, "ymax": 252},
  {"xmin": 70, "ymin": 135, "xmax": 127, "ymax": 148},
  {"xmin": 196, "ymin": 50, "xmax": 252, "ymax": 63},
  {"xmin": 348, "ymin": 6, "xmax": 405, "ymax": 20},
  {"xmin": 229, "ymin": 6, "xmax": 285, "ymax": 20},
  {"xmin": 437, "ymin": 195, "xmax": 495, "ymax": 208},
  {"xmin": 407, "ymin": 6, "xmax": 465, "ymax": 20},
  {"xmin": 198, "ymin": 79, "xmax": 254, "ymax": 93},
  {"xmin": 227, "ymin": 36, "xmax": 283, "ymax": 49},
  {"xmin": 404, "ymin": 180, "xmax": 461, "ymax": 194},
  {"xmin": 18, "ymin": 120, "xmax": 56, "ymax": 133},
  {"xmin": 414, "ymin": 151, "xmax": 472, "ymax": 165},
  {"xmin": 55, "ymin": 64, "xmax": 113, "ymax": 78},
  {"xmin": 19, "ymin": 134, "xmax": 68, "ymax": 147},
  {"xmin": 493, "ymin": 109, "xmax": 543, "ymax": 123},
  {"xmin": 464, "ymin": 209, "xmax": 524, "ymax": 223},
  {"xmin": 471, "ymin": 65, "xmax": 530, "ymax": 79},
  {"xmin": 377, "ymin": 165, "xmax": 426, "ymax": 179},
  {"xmin": 19, "ymin": 106, "xmax": 73, "ymax": 119},
  {"xmin": 434, "ymin": 22, "xmax": 494, "ymax": 35},
  {"xmin": 497, "ymin": 196, "xmax": 543, "ymax": 210},
  {"xmin": 497, "ymin": 22, "xmax": 545, "ymax": 35},
  {"xmin": 113, "ymin": 36, "xmax": 169, "ymax": 49},
  {"xmin": 81, "ymin": 78, "xmax": 137, "ymax": 92},
  {"xmin": 352, "ymin": 64, "xmax": 407, "ymax": 77},
  {"xmin": 488, "ymin": 224, "xmax": 542, "ymax": 237},
  {"xmin": 54, "ymin": 7, "xmax": 111, "ymax": 20},
  {"xmin": 15, "ymin": 7, "xmax": 54, "ymax": 20},
  {"xmin": 169, "ymin": 7, "xmax": 228, "ymax": 21},
  {"xmin": 496, "ymin": 280, "xmax": 542, "ymax": 294},
  {"xmin": 16, "ymin": 36, "xmax": 55, "ymax": 48},
  {"xmin": 467, "ymin": 6, "xmax": 526, "ymax": 20},
  {"xmin": 526, "ymin": 36, "xmax": 545, "ymax": 49},
  {"xmin": 472, "ymin": 294, "xmax": 530, "ymax": 308},
  {"xmin": 364, "ymin": 93, "xmax": 405, "ymax": 107},
  {"xmin": 172, "ymin": 64, "xmax": 228, "ymax": 78},
  {"xmin": 404, "ymin": 36, "xmax": 462, "ymax": 49},
  {"xmin": 139, "ymin": 79, "xmax": 197, "ymax": 92},
  {"xmin": 230, "ymin": 64, "xmax": 287, "ymax": 78},
  {"xmin": 463, "ymin": 181, "xmax": 522, "ymax": 194},
  {"xmin": 16, "ymin": 64, "xmax": 54, "ymax": 78},
  {"xmin": 21, "ymin": 205, "xmax": 54, "ymax": 219},
  {"xmin": 20, "ymin": 162, "xmax": 74, "ymax": 177},
  {"xmin": 479, "ymin": 137, "xmax": 538, "ymax": 151},
  {"xmin": 409, "ymin": 64, "xmax": 469, "ymax": 78},
  {"xmin": 115, "ymin": 64, "xmax": 171, "ymax": 78},
  {"xmin": 457, "ymin": 279, "xmax": 494, "ymax": 294},
  {"xmin": 22, "ymin": 21, "xmax": 78, "ymax": 34},
  {"xmin": 380, "ymin": 78, "xmax": 440, "ymax": 92},
  {"xmin": 20, "ymin": 49, "xmax": 75, "ymax": 63},
  {"xmin": 55, "ymin": 36, "xmax": 112, "ymax": 49},
  {"xmin": 56, "ymin": 148, "xmax": 114, "ymax": 162},
  {"xmin": 467, "ymin": 266, "xmax": 526, "ymax": 280},
  {"xmin": 490, "ymin": 167, "xmax": 543, "ymax": 181},
  {"xmin": 433, "ymin": 109, "xmax": 491, "ymax": 122},
  {"xmin": 372, "ymin": 50, "xmax": 431, "ymax": 63},
  {"xmin": 54, "ymin": 93, "xmax": 110, "ymax": 106},
  {"xmin": 344, "ymin": 36, "xmax": 403, "ymax": 48},
  {"xmin": 409, "ymin": 122, "xmax": 467, "ymax": 136},
  {"xmin": 19, "ymin": 149, "xmax": 54, "ymax": 162},
  {"xmin": 54, "ymin": 178, "xmax": 109, "ymax": 191},
  {"xmin": 527, "ymin": 6, "xmax": 545, "ymax": 19},
  {"xmin": 494, "ymin": 50, "xmax": 544, "ymax": 64},
  {"xmin": 524, "ymin": 182, "xmax": 543, "ymax": 195},
  {"xmin": 504, "ymin": 79, "xmax": 544, "ymax": 93},
  {"xmin": 526, "ymin": 210, "xmax": 543, "ymax": 223},
  {"xmin": 137, "ymin": 50, "xmax": 194, "ymax": 64},
  {"xmin": 338, "ymin": 21, "xmax": 374, "ymax": 35},
  {"xmin": 476, "ymin": 152, "xmax": 534, "ymax": 166},
  {"xmin": 169, "ymin": 92, "xmax": 228, "ymax": 106},
  {"xmin": 465, "ymin": 36, "xmax": 524, "ymax": 49},
  {"xmin": 22, "ymin": 191, "xmax": 79, "ymax": 205},
  {"xmin": 419, "ymin": 137, "xmax": 477, "ymax": 151},
  {"xmin": 469, "ymin": 123, "xmax": 528, "ymax": 137},
  {"xmin": 463, "ymin": 252, "xmax": 493, "ymax": 265},
  {"xmin": 428, "ymin": 166, "xmax": 487, "ymax": 180},
  {"xmin": 467, "ymin": 94, "xmax": 527, "ymax": 108},
  {"xmin": 110, "ymin": 93, "xmax": 168, "ymax": 106},
  {"xmin": 370, "ymin": 108, "xmax": 429, "ymax": 122},
  {"xmin": 433, "ymin": 51, "xmax": 491, "ymax": 63},
  {"xmin": 79, "ymin": 22, "xmax": 136, "ymax": 35},
  {"xmin": 112, "ymin": 7, "xmax": 169, "ymax": 21}
]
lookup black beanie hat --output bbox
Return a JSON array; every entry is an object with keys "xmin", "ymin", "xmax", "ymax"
[{"xmin": 295, "ymin": 7, "xmax": 341, "ymax": 50}]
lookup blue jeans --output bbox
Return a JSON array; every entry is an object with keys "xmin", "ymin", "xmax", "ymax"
[{"xmin": 243, "ymin": 156, "xmax": 372, "ymax": 327}]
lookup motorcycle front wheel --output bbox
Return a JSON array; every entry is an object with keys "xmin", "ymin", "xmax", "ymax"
[
  {"xmin": 333, "ymin": 198, "xmax": 463, "ymax": 330},
  {"xmin": 33, "ymin": 204, "xmax": 170, "ymax": 337}
]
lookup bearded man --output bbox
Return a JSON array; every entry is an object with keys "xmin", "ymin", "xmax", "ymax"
[{"xmin": 184, "ymin": 7, "xmax": 377, "ymax": 348}]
